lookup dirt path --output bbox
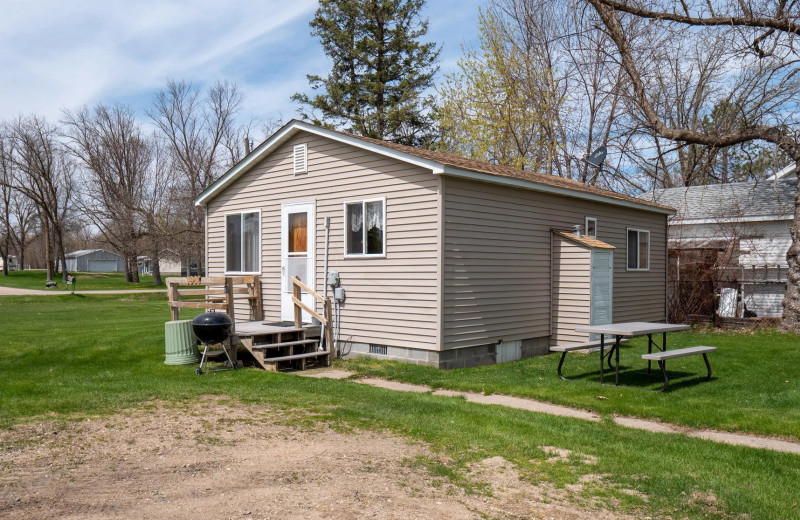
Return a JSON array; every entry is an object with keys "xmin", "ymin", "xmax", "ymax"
[
  {"xmin": 0, "ymin": 286, "xmax": 165, "ymax": 296},
  {"xmin": 0, "ymin": 398, "xmax": 635, "ymax": 520},
  {"xmin": 302, "ymin": 369, "xmax": 800, "ymax": 456}
]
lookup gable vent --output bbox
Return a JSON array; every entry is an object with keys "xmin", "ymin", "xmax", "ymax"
[{"xmin": 293, "ymin": 143, "xmax": 307, "ymax": 174}]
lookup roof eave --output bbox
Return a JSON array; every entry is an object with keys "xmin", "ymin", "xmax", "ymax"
[{"xmin": 440, "ymin": 166, "xmax": 676, "ymax": 215}]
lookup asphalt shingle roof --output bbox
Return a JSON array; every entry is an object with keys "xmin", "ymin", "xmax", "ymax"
[{"xmin": 639, "ymin": 179, "xmax": 797, "ymax": 221}]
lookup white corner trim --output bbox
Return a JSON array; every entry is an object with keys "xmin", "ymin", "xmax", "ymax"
[
  {"xmin": 195, "ymin": 120, "xmax": 444, "ymax": 206},
  {"xmin": 440, "ymin": 166, "xmax": 675, "ymax": 215}
]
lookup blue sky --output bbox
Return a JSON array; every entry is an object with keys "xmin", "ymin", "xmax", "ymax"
[{"xmin": 0, "ymin": 0, "xmax": 486, "ymax": 126}]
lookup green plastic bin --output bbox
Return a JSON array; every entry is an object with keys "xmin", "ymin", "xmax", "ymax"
[{"xmin": 164, "ymin": 319, "xmax": 200, "ymax": 365}]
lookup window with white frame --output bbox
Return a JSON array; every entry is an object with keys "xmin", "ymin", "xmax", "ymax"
[
  {"xmin": 345, "ymin": 199, "xmax": 385, "ymax": 256},
  {"xmin": 627, "ymin": 228, "xmax": 650, "ymax": 270},
  {"xmin": 226, "ymin": 211, "xmax": 260, "ymax": 272},
  {"xmin": 585, "ymin": 216, "xmax": 597, "ymax": 237}
]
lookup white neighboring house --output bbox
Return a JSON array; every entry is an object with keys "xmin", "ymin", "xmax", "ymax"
[
  {"xmin": 137, "ymin": 252, "xmax": 182, "ymax": 276},
  {"xmin": 0, "ymin": 255, "xmax": 19, "ymax": 271},
  {"xmin": 641, "ymin": 177, "xmax": 796, "ymax": 317},
  {"xmin": 63, "ymin": 249, "xmax": 125, "ymax": 273}
]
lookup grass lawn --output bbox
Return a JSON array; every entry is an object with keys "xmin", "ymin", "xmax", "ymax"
[
  {"xmin": 1, "ymin": 294, "xmax": 799, "ymax": 519},
  {"xmin": 0, "ymin": 269, "xmax": 165, "ymax": 290},
  {"xmin": 343, "ymin": 329, "xmax": 800, "ymax": 441}
]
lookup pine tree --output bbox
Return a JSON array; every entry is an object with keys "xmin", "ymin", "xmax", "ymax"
[{"xmin": 292, "ymin": 0, "xmax": 441, "ymax": 147}]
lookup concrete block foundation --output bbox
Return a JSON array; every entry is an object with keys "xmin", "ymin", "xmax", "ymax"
[{"xmin": 342, "ymin": 337, "xmax": 550, "ymax": 369}]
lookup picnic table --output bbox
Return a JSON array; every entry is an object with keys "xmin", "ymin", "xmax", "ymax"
[{"xmin": 574, "ymin": 322, "xmax": 691, "ymax": 386}]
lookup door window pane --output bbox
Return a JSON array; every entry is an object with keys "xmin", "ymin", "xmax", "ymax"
[{"xmin": 288, "ymin": 212, "xmax": 308, "ymax": 253}]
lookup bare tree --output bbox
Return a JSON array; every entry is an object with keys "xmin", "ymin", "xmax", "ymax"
[
  {"xmin": 148, "ymin": 80, "xmax": 245, "ymax": 269},
  {"xmin": 2, "ymin": 116, "xmax": 75, "ymax": 281},
  {"xmin": 583, "ymin": 0, "xmax": 800, "ymax": 327},
  {"xmin": 63, "ymin": 104, "xmax": 154, "ymax": 283},
  {"xmin": 7, "ymin": 190, "xmax": 36, "ymax": 271}
]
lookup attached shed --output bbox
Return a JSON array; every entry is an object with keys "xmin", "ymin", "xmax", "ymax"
[
  {"xmin": 551, "ymin": 230, "xmax": 615, "ymax": 345},
  {"xmin": 64, "ymin": 249, "xmax": 125, "ymax": 273},
  {"xmin": 195, "ymin": 120, "xmax": 675, "ymax": 368}
]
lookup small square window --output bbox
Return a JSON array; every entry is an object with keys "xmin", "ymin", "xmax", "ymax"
[
  {"xmin": 345, "ymin": 199, "xmax": 385, "ymax": 256},
  {"xmin": 585, "ymin": 217, "xmax": 597, "ymax": 238}
]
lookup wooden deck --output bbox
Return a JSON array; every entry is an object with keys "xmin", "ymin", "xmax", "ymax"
[{"xmin": 165, "ymin": 275, "xmax": 334, "ymax": 372}]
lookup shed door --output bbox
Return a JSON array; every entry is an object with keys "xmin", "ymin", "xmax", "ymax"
[
  {"xmin": 88, "ymin": 259, "xmax": 118, "ymax": 272},
  {"xmin": 590, "ymin": 251, "xmax": 613, "ymax": 331},
  {"xmin": 281, "ymin": 201, "xmax": 315, "ymax": 321}
]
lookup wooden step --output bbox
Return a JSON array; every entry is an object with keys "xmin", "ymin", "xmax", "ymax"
[
  {"xmin": 251, "ymin": 339, "xmax": 318, "ymax": 350},
  {"xmin": 264, "ymin": 350, "xmax": 330, "ymax": 363}
]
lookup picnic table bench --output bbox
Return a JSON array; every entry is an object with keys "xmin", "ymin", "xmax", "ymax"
[
  {"xmin": 642, "ymin": 346, "xmax": 716, "ymax": 392},
  {"xmin": 550, "ymin": 339, "xmax": 628, "ymax": 380}
]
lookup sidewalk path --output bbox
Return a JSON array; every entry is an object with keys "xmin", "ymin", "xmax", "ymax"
[
  {"xmin": 0, "ymin": 286, "xmax": 166, "ymax": 296},
  {"xmin": 298, "ymin": 368, "xmax": 800, "ymax": 456}
]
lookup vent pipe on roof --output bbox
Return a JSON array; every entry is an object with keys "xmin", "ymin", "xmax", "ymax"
[
  {"xmin": 244, "ymin": 136, "xmax": 251, "ymax": 155},
  {"xmin": 573, "ymin": 224, "xmax": 582, "ymax": 237}
]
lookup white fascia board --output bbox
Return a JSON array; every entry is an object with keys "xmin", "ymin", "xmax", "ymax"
[
  {"xmin": 673, "ymin": 215, "xmax": 793, "ymax": 225},
  {"xmin": 195, "ymin": 121, "xmax": 444, "ymax": 207},
  {"xmin": 439, "ymin": 166, "xmax": 676, "ymax": 215}
]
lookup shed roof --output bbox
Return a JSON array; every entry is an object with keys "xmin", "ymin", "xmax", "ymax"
[
  {"xmin": 196, "ymin": 120, "xmax": 674, "ymax": 215},
  {"xmin": 552, "ymin": 230, "xmax": 615, "ymax": 249},
  {"xmin": 640, "ymin": 179, "xmax": 796, "ymax": 223},
  {"xmin": 66, "ymin": 249, "xmax": 104, "ymax": 258}
]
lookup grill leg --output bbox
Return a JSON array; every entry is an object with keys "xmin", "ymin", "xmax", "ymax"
[{"xmin": 197, "ymin": 343, "xmax": 211, "ymax": 375}]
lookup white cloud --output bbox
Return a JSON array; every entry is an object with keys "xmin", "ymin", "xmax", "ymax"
[{"xmin": 0, "ymin": 0, "xmax": 318, "ymax": 121}]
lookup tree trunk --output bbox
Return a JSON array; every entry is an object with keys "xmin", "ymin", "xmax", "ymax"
[
  {"xmin": 43, "ymin": 219, "xmax": 53, "ymax": 281},
  {"xmin": 1, "ymin": 253, "xmax": 8, "ymax": 276},
  {"xmin": 781, "ymin": 160, "xmax": 800, "ymax": 330},
  {"xmin": 151, "ymin": 256, "xmax": 162, "ymax": 286}
]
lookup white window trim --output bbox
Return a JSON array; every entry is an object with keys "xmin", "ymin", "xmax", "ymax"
[
  {"xmin": 343, "ymin": 197, "xmax": 387, "ymax": 258},
  {"xmin": 224, "ymin": 208, "xmax": 262, "ymax": 275},
  {"xmin": 626, "ymin": 227, "xmax": 650, "ymax": 271},
  {"xmin": 585, "ymin": 216, "xmax": 597, "ymax": 238},
  {"xmin": 293, "ymin": 143, "xmax": 308, "ymax": 174}
]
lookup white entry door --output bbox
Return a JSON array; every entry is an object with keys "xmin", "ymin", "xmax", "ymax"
[
  {"xmin": 281, "ymin": 201, "xmax": 315, "ymax": 321},
  {"xmin": 590, "ymin": 250, "xmax": 613, "ymax": 331}
]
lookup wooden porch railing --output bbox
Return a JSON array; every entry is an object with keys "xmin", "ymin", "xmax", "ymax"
[
  {"xmin": 291, "ymin": 276, "xmax": 334, "ymax": 363},
  {"xmin": 166, "ymin": 275, "xmax": 263, "ymax": 324}
]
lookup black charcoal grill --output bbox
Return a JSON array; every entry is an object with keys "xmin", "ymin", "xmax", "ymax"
[{"xmin": 192, "ymin": 311, "xmax": 235, "ymax": 375}]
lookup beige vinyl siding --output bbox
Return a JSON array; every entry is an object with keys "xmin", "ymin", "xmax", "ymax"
[
  {"xmin": 442, "ymin": 176, "xmax": 667, "ymax": 349},
  {"xmin": 206, "ymin": 131, "xmax": 441, "ymax": 350},
  {"xmin": 551, "ymin": 237, "xmax": 591, "ymax": 345}
]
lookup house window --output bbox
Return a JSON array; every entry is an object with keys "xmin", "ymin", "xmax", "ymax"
[
  {"xmin": 345, "ymin": 199, "xmax": 385, "ymax": 256},
  {"xmin": 226, "ymin": 211, "xmax": 260, "ymax": 273},
  {"xmin": 627, "ymin": 228, "xmax": 650, "ymax": 271},
  {"xmin": 585, "ymin": 217, "xmax": 597, "ymax": 238}
]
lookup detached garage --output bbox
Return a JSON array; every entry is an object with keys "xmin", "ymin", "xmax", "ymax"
[{"xmin": 64, "ymin": 249, "xmax": 125, "ymax": 273}]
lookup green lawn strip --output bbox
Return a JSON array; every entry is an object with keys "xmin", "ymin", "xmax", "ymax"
[
  {"xmin": 1, "ymin": 295, "xmax": 798, "ymax": 518},
  {"xmin": 341, "ymin": 329, "xmax": 800, "ymax": 441},
  {"xmin": 0, "ymin": 270, "xmax": 164, "ymax": 290}
]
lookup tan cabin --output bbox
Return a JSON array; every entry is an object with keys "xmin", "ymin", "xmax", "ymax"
[{"xmin": 195, "ymin": 120, "xmax": 675, "ymax": 369}]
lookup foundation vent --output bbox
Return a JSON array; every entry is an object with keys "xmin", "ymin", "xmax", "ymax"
[{"xmin": 369, "ymin": 344, "xmax": 388, "ymax": 356}]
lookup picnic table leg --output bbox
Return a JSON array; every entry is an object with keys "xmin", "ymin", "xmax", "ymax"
[
  {"xmin": 656, "ymin": 360, "xmax": 669, "ymax": 392},
  {"xmin": 615, "ymin": 335, "xmax": 621, "ymax": 386},
  {"xmin": 647, "ymin": 334, "xmax": 653, "ymax": 374},
  {"xmin": 599, "ymin": 334, "xmax": 604, "ymax": 385},
  {"xmin": 703, "ymin": 353, "xmax": 712, "ymax": 380}
]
